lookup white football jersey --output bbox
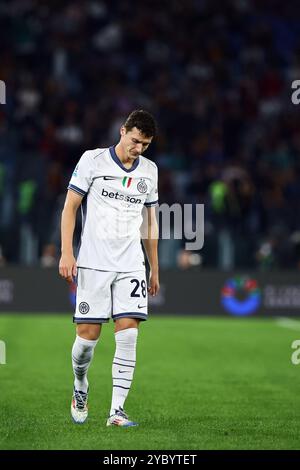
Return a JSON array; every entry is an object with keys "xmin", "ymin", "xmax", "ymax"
[{"xmin": 68, "ymin": 146, "xmax": 158, "ymax": 272}]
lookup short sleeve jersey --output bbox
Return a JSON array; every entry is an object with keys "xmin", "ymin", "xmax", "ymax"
[{"xmin": 68, "ymin": 146, "xmax": 158, "ymax": 272}]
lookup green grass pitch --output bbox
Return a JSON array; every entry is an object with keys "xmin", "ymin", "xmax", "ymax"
[{"xmin": 1, "ymin": 314, "xmax": 300, "ymax": 450}]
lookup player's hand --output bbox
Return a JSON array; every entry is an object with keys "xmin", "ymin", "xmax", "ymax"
[
  {"xmin": 148, "ymin": 270, "xmax": 160, "ymax": 296},
  {"xmin": 59, "ymin": 253, "xmax": 77, "ymax": 283}
]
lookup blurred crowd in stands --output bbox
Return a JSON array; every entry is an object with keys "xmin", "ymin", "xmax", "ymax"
[{"xmin": 1, "ymin": 0, "xmax": 300, "ymax": 269}]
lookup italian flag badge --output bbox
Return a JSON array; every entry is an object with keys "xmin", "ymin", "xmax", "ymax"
[{"xmin": 122, "ymin": 177, "xmax": 132, "ymax": 188}]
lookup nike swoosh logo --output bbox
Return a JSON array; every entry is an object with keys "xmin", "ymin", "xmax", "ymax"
[
  {"xmin": 93, "ymin": 176, "xmax": 118, "ymax": 182},
  {"xmin": 138, "ymin": 304, "xmax": 147, "ymax": 309},
  {"xmin": 118, "ymin": 370, "xmax": 128, "ymax": 373}
]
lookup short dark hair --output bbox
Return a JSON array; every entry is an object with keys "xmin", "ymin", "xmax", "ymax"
[{"xmin": 124, "ymin": 109, "xmax": 157, "ymax": 138}]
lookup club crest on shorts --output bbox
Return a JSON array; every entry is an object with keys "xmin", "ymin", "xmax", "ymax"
[
  {"xmin": 79, "ymin": 302, "xmax": 90, "ymax": 314},
  {"xmin": 137, "ymin": 179, "xmax": 147, "ymax": 194}
]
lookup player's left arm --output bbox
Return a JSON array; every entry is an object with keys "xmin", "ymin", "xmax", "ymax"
[{"xmin": 142, "ymin": 206, "xmax": 160, "ymax": 296}]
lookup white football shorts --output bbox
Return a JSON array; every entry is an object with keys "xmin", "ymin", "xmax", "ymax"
[{"xmin": 74, "ymin": 267, "xmax": 148, "ymax": 323}]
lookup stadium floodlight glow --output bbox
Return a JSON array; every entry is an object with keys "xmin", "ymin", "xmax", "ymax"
[{"xmin": 0, "ymin": 80, "xmax": 6, "ymax": 104}]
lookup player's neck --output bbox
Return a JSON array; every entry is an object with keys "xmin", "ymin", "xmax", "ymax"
[{"xmin": 115, "ymin": 143, "xmax": 136, "ymax": 169}]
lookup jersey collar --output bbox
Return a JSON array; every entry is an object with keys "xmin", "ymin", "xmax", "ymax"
[{"xmin": 109, "ymin": 146, "xmax": 140, "ymax": 173}]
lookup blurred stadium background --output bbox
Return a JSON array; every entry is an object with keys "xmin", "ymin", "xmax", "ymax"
[{"xmin": 1, "ymin": 0, "xmax": 300, "ymax": 450}]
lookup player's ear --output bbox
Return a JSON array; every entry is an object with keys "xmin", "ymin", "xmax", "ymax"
[{"xmin": 120, "ymin": 126, "xmax": 126, "ymax": 136}]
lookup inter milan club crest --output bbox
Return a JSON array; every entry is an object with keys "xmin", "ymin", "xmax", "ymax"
[
  {"xmin": 79, "ymin": 302, "xmax": 90, "ymax": 314},
  {"xmin": 137, "ymin": 179, "xmax": 147, "ymax": 193}
]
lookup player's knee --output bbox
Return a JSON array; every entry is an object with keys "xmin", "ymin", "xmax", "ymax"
[
  {"xmin": 76, "ymin": 324, "xmax": 101, "ymax": 341},
  {"xmin": 115, "ymin": 318, "xmax": 140, "ymax": 333}
]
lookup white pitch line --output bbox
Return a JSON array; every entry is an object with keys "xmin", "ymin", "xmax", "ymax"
[{"xmin": 276, "ymin": 317, "xmax": 300, "ymax": 331}]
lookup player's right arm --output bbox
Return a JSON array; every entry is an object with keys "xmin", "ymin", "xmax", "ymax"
[{"xmin": 59, "ymin": 190, "xmax": 83, "ymax": 283}]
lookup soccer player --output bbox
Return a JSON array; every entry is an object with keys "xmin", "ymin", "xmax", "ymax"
[{"xmin": 59, "ymin": 110, "xmax": 159, "ymax": 427}]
